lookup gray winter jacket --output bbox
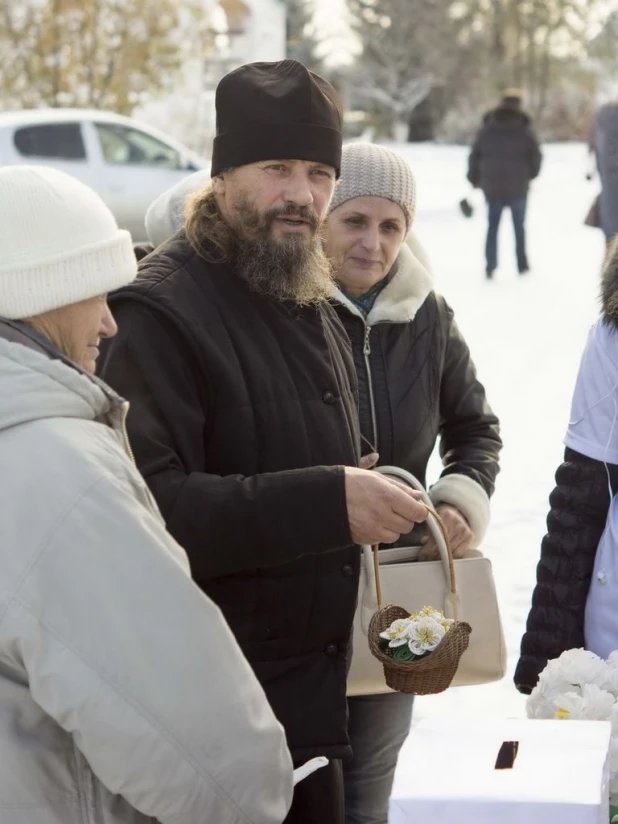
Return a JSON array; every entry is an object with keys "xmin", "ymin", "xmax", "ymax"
[{"xmin": 0, "ymin": 322, "xmax": 292, "ymax": 824}]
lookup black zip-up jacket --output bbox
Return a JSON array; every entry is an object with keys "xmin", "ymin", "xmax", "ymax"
[
  {"xmin": 514, "ymin": 249, "xmax": 618, "ymax": 693},
  {"xmin": 98, "ymin": 232, "xmax": 361, "ymax": 760},
  {"xmin": 332, "ymin": 238, "xmax": 502, "ymax": 544}
]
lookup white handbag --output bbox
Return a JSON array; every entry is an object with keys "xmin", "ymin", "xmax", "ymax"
[{"xmin": 347, "ymin": 466, "xmax": 507, "ymax": 696}]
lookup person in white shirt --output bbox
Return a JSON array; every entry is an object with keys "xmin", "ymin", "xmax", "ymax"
[{"xmin": 516, "ymin": 242, "xmax": 618, "ymax": 692}]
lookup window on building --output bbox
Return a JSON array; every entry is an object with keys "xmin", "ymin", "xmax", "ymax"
[
  {"xmin": 13, "ymin": 123, "xmax": 86, "ymax": 160},
  {"xmin": 95, "ymin": 123, "xmax": 183, "ymax": 169}
]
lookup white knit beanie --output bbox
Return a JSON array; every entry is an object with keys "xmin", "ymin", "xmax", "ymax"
[
  {"xmin": 145, "ymin": 169, "xmax": 211, "ymax": 248},
  {"xmin": 0, "ymin": 165, "xmax": 137, "ymax": 320},
  {"xmin": 328, "ymin": 143, "xmax": 416, "ymax": 229}
]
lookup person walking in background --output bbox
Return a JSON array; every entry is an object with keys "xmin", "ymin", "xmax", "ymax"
[
  {"xmin": 589, "ymin": 102, "xmax": 618, "ymax": 246},
  {"xmin": 468, "ymin": 89, "xmax": 542, "ymax": 279},
  {"xmin": 99, "ymin": 60, "xmax": 428, "ymax": 824},
  {"xmin": 323, "ymin": 143, "xmax": 502, "ymax": 824},
  {"xmin": 0, "ymin": 165, "xmax": 293, "ymax": 824}
]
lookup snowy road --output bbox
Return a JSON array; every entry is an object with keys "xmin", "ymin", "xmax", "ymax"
[{"xmin": 385, "ymin": 141, "xmax": 608, "ymax": 725}]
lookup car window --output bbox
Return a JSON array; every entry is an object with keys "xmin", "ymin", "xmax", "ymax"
[
  {"xmin": 95, "ymin": 123, "xmax": 183, "ymax": 170},
  {"xmin": 13, "ymin": 123, "xmax": 86, "ymax": 160}
]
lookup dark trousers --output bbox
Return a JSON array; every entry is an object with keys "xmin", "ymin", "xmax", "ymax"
[
  {"xmin": 285, "ymin": 759, "xmax": 344, "ymax": 824},
  {"xmin": 344, "ymin": 693, "xmax": 414, "ymax": 824},
  {"xmin": 486, "ymin": 197, "xmax": 528, "ymax": 273}
]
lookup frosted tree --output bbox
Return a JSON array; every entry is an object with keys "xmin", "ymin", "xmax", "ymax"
[
  {"xmin": 282, "ymin": 0, "xmax": 323, "ymax": 71},
  {"xmin": 346, "ymin": 0, "xmax": 463, "ymax": 140},
  {"xmin": 451, "ymin": 0, "xmax": 606, "ymax": 119}
]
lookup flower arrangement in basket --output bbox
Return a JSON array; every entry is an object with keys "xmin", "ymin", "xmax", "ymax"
[
  {"xmin": 526, "ymin": 649, "xmax": 618, "ymax": 823},
  {"xmin": 367, "ymin": 505, "xmax": 471, "ymax": 696}
]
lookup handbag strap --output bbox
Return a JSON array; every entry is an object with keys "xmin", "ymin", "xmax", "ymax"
[{"xmin": 370, "ymin": 466, "xmax": 460, "ymax": 621}]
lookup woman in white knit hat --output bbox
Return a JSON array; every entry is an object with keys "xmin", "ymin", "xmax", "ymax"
[
  {"xmin": 323, "ymin": 144, "xmax": 502, "ymax": 824},
  {"xmin": 0, "ymin": 165, "xmax": 292, "ymax": 824}
]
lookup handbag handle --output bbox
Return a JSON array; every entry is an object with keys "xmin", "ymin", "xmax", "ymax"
[{"xmin": 370, "ymin": 465, "xmax": 460, "ymax": 621}]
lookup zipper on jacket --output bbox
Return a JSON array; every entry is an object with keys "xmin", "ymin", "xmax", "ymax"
[
  {"xmin": 363, "ymin": 324, "xmax": 379, "ymax": 451},
  {"xmin": 120, "ymin": 402, "xmax": 137, "ymax": 466}
]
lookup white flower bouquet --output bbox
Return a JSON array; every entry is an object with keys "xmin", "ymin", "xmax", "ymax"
[
  {"xmin": 379, "ymin": 606, "xmax": 455, "ymax": 662},
  {"xmin": 527, "ymin": 649, "xmax": 618, "ymax": 821}
]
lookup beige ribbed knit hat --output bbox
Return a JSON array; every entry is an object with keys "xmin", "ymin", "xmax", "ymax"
[
  {"xmin": 328, "ymin": 143, "xmax": 416, "ymax": 228},
  {"xmin": 0, "ymin": 165, "xmax": 137, "ymax": 320}
]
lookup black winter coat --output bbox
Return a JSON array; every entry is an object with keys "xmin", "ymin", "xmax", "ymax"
[
  {"xmin": 514, "ymin": 249, "xmax": 618, "ymax": 693},
  {"xmin": 332, "ymin": 239, "xmax": 501, "ymax": 542},
  {"xmin": 468, "ymin": 106, "xmax": 542, "ymax": 201},
  {"xmin": 98, "ymin": 232, "xmax": 361, "ymax": 760}
]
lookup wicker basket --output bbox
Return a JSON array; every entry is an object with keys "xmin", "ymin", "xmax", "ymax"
[
  {"xmin": 368, "ymin": 604, "xmax": 471, "ymax": 694},
  {"xmin": 366, "ymin": 503, "xmax": 472, "ymax": 695}
]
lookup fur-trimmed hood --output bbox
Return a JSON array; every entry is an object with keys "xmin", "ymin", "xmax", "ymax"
[
  {"xmin": 602, "ymin": 241, "xmax": 618, "ymax": 325},
  {"xmin": 331, "ymin": 231, "xmax": 433, "ymax": 324}
]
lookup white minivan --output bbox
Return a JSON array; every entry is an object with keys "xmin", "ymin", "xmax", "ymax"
[{"xmin": 0, "ymin": 108, "xmax": 209, "ymax": 241}]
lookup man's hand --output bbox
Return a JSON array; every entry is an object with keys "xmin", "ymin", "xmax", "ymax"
[
  {"xmin": 418, "ymin": 504, "xmax": 473, "ymax": 561},
  {"xmin": 359, "ymin": 452, "xmax": 379, "ymax": 470},
  {"xmin": 344, "ymin": 467, "xmax": 428, "ymax": 546}
]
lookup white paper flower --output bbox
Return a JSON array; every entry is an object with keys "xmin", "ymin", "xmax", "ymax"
[
  {"xmin": 551, "ymin": 684, "xmax": 615, "ymax": 721},
  {"xmin": 415, "ymin": 606, "xmax": 453, "ymax": 631},
  {"xmin": 536, "ymin": 649, "xmax": 609, "ymax": 699},
  {"xmin": 419, "ymin": 606, "xmax": 440, "ymax": 617},
  {"xmin": 407, "ymin": 616, "xmax": 446, "ymax": 656},
  {"xmin": 604, "ymin": 668, "xmax": 618, "ymax": 699},
  {"xmin": 527, "ymin": 652, "xmax": 615, "ymax": 719},
  {"xmin": 603, "ymin": 653, "xmax": 618, "ymax": 697},
  {"xmin": 527, "ymin": 648, "xmax": 618, "ymax": 793},
  {"xmin": 379, "ymin": 618, "xmax": 412, "ymax": 648},
  {"xmin": 527, "ymin": 688, "xmax": 558, "ymax": 720}
]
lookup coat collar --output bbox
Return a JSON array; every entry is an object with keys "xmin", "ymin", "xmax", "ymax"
[
  {"xmin": 0, "ymin": 318, "xmax": 127, "ymax": 430},
  {"xmin": 332, "ymin": 231, "xmax": 433, "ymax": 324}
]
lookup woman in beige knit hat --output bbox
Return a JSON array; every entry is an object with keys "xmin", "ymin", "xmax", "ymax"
[{"xmin": 323, "ymin": 143, "xmax": 502, "ymax": 824}]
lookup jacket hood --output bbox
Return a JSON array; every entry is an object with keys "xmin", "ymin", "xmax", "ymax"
[
  {"xmin": 332, "ymin": 230, "xmax": 433, "ymax": 324},
  {"xmin": 0, "ymin": 323, "xmax": 117, "ymax": 433},
  {"xmin": 602, "ymin": 241, "xmax": 618, "ymax": 325},
  {"xmin": 483, "ymin": 106, "xmax": 531, "ymax": 128},
  {"xmin": 145, "ymin": 170, "xmax": 212, "ymax": 248}
]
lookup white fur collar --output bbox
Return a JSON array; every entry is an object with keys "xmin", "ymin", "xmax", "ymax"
[{"xmin": 332, "ymin": 231, "xmax": 434, "ymax": 324}]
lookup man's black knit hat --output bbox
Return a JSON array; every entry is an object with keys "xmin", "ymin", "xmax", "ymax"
[{"xmin": 210, "ymin": 59, "xmax": 343, "ymax": 178}]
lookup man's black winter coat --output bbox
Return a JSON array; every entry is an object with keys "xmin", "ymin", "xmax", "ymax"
[
  {"xmin": 514, "ymin": 250, "xmax": 618, "ymax": 693},
  {"xmin": 98, "ymin": 232, "xmax": 361, "ymax": 760},
  {"xmin": 468, "ymin": 105, "xmax": 542, "ymax": 201}
]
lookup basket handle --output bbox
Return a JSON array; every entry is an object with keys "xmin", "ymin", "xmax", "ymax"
[{"xmin": 370, "ymin": 465, "xmax": 460, "ymax": 621}]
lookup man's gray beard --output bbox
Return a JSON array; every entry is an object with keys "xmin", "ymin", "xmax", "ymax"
[
  {"xmin": 232, "ymin": 234, "xmax": 334, "ymax": 305},
  {"xmin": 229, "ymin": 197, "xmax": 334, "ymax": 305}
]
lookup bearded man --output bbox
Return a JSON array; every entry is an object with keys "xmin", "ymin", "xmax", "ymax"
[{"xmin": 99, "ymin": 59, "xmax": 427, "ymax": 824}]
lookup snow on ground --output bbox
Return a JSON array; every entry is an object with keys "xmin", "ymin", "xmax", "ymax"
[{"xmin": 381, "ymin": 141, "xmax": 607, "ymax": 726}]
